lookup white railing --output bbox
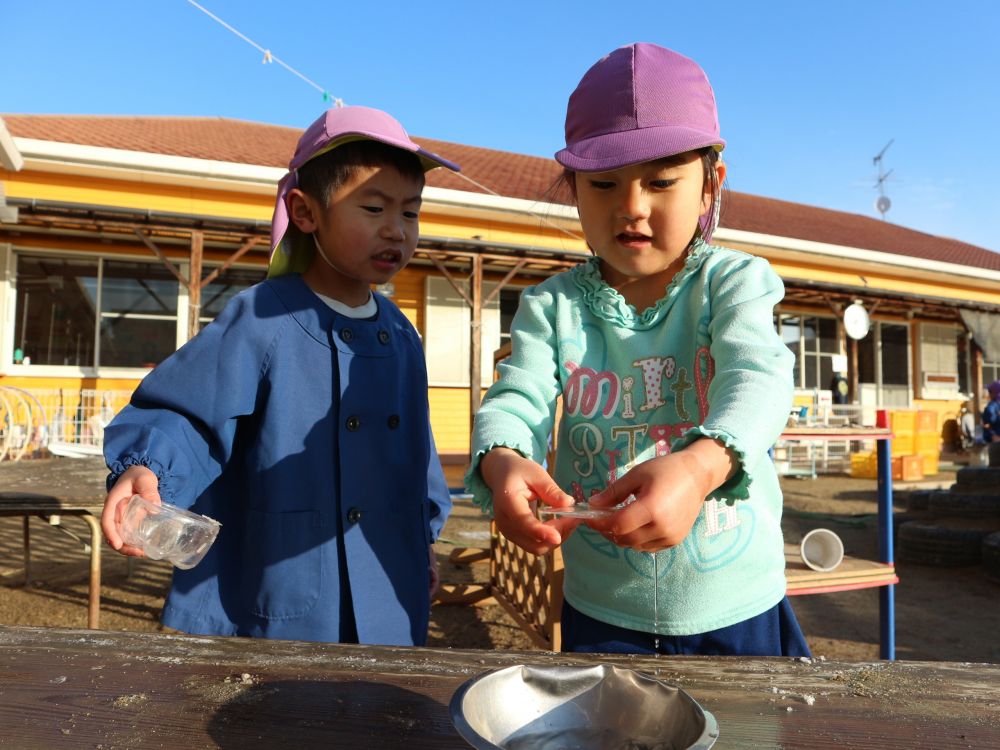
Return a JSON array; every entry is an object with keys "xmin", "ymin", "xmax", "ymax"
[{"xmin": 0, "ymin": 387, "xmax": 133, "ymax": 461}]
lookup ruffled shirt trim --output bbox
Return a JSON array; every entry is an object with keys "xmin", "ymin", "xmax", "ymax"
[{"xmin": 571, "ymin": 239, "xmax": 713, "ymax": 329}]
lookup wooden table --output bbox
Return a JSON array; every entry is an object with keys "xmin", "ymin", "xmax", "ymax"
[
  {"xmin": 0, "ymin": 458, "xmax": 108, "ymax": 628},
  {"xmin": 0, "ymin": 626, "xmax": 996, "ymax": 749},
  {"xmin": 779, "ymin": 427, "xmax": 896, "ymax": 661}
]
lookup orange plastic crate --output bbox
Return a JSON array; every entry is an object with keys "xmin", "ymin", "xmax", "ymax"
[
  {"xmin": 892, "ymin": 454, "xmax": 923, "ymax": 482},
  {"xmin": 916, "ymin": 410, "xmax": 938, "ymax": 433}
]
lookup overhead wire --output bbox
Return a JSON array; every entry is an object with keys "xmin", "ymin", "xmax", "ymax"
[{"xmin": 184, "ymin": 0, "xmax": 583, "ymax": 244}]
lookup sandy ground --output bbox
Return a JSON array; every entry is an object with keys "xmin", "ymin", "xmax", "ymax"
[{"xmin": 1, "ymin": 457, "xmax": 998, "ymax": 663}]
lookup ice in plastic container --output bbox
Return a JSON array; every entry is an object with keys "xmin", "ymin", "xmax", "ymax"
[{"xmin": 120, "ymin": 495, "xmax": 221, "ymax": 570}]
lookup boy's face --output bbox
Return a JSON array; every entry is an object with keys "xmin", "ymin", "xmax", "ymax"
[{"xmin": 290, "ymin": 164, "xmax": 423, "ymax": 305}]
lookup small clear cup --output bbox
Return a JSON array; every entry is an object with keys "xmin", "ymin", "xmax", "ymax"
[{"xmin": 120, "ymin": 495, "xmax": 221, "ymax": 570}]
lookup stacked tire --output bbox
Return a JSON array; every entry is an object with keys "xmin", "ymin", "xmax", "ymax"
[{"xmin": 898, "ymin": 467, "xmax": 1000, "ymax": 578}]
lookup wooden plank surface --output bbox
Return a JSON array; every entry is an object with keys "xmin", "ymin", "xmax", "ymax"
[
  {"xmin": 780, "ymin": 428, "xmax": 893, "ymax": 440},
  {"xmin": 784, "ymin": 544, "xmax": 896, "ymax": 587},
  {"xmin": 1, "ymin": 626, "xmax": 998, "ymax": 749}
]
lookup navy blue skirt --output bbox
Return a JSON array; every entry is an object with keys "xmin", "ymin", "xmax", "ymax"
[{"xmin": 561, "ymin": 596, "xmax": 811, "ymax": 657}]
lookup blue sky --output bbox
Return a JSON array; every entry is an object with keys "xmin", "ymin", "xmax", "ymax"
[{"xmin": 5, "ymin": 1, "xmax": 999, "ymax": 251}]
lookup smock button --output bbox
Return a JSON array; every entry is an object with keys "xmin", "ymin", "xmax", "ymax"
[
  {"xmin": 346, "ymin": 415, "xmax": 361, "ymax": 431},
  {"xmin": 340, "ymin": 328, "xmax": 354, "ymax": 342},
  {"xmin": 347, "ymin": 507, "xmax": 362, "ymax": 524},
  {"xmin": 387, "ymin": 414, "xmax": 400, "ymax": 429},
  {"xmin": 378, "ymin": 330, "xmax": 390, "ymax": 344}
]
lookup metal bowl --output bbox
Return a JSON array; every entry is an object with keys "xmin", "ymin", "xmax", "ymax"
[{"xmin": 450, "ymin": 664, "xmax": 719, "ymax": 750}]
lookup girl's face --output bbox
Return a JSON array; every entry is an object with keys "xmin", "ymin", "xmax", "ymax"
[{"xmin": 574, "ymin": 152, "xmax": 725, "ymax": 303}]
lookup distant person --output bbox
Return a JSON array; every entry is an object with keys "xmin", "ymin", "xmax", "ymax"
[
  {"xmin": 959, "ymin": 400, "xmax": 978, "ymax": 452},
  {"xmin": 983, "ymin": 382, "xmax": 1000, "ymax": 443},
  {"xmin": 467, "ymin": 44, "xmax": 810, "ymax": 657},
  {"xmin": 100, "ymin": 106, "xmax": 457, "ymax": 645},
  {"xmin": 830, "ymin": 370, "xmax": 849, "ymax": 405}
]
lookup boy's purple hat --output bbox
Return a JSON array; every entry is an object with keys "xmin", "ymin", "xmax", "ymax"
[
  {"xmin": 555, "ymin": 43, "xmax": 725, "ymax": 173},
  {"xmin": 269, "ymin": 105, "xmax": 460, "ymax": 278},
  {"xmin": 989, "ymin": 380, "xmax": 1000, "ymax": 399}
]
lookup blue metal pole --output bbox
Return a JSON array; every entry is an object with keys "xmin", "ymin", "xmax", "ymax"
[{"xmin": 876, "ymin": 431, "xmax": 895, "ymax": 660}]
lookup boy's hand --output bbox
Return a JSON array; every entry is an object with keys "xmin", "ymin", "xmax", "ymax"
[
  {"xmin": 101, "ymin": 465, "xmax": 161, "ymax": 558},
  {"xmin": 586, "ymin": 439, "xmax": 735, "ymax": 553},
  {"xmin": 480, "ymin": 447, "xmax": 578, "ymax": 555}
]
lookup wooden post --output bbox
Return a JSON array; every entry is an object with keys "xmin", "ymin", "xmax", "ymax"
[
  {"xmin": 188, "ymin": 231, "xmax": 203, "ymax": 340},
  {"xmin": 973, "ymin": 344, "xmax": 985, "ymax": 418},
  {"xmin": 849, "ymin": 337, "xmax": 859, "ymax": 403}
]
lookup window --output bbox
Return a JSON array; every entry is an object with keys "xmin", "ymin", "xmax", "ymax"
[
  {"xmin": 11, "ymin": 251, "xmax": 263, "ymax": 370},
  {"xmin": 12, "ymin": 255, "xmax": 99, "ymax": 367},
  {"xmin": 98, "ymin": 260, "xmax": 179, "ymax": 367},
  {"xmin": 198, "ymin": 267, "xmax": 265, "ymax": 322},
  {"xmin": 776, "ymin": 314, "xmax": 838, "ymax": 389},
  {"xmin": 424, "ymin": 276, "xmax": 523, "ymax": 387},
  {"xmin": 919, "ymin": 323, "xmax": 963, "ymax": 398}
]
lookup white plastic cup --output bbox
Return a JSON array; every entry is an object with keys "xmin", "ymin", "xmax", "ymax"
[
  {"xmin": 120, "ymin": 495, "xmax": 221, "ymax": 570},
  {"xmin": 800, "ymin": 528, "xmax": 844, "ymax": 572}
]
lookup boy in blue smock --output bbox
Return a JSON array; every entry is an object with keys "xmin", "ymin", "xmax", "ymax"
[{"xmin": 101, "ymin": 106, "xmax": 458, "ymax": 646}]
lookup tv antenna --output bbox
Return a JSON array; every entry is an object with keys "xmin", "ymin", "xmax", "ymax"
[{"xmin": 872, "ymin": 139, "xmax": 894, "ymax": 220}]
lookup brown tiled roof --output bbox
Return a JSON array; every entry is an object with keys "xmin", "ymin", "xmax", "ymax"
[{"xmin": 4, "ymin": 114, "xmax": 997, "ymax": 271}]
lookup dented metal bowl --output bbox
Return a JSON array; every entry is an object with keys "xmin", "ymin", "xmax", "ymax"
[{"xmin": 450, "ymin": 664, "xmax": 719, "ymax": 750}]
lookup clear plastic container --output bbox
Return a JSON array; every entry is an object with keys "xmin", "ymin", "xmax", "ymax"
[
  {"xmin": 120, "ymin": 495, "xmax": 221, "ymax": 570},
  {"xmin": 536, "ymin": 495, "xmax": 637, "ymax": 520}
]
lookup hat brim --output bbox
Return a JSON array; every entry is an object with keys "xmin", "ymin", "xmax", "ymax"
[
  {"xmin": 292, "ymin": 132, "xmax": 460, "ymax": 174},
  {"xmin": 555, "ymin": 126, "xmax": 724, "ymax": 172}
]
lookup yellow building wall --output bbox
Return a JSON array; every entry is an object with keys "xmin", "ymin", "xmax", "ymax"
[{"xmin": 4, "ymin": 165, "xmax": 993, "ymax": 467}]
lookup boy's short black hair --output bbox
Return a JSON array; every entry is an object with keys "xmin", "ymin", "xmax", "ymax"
[{"xmin": 297, "ymin": 139, "xmax": 426, "ymax": 206}]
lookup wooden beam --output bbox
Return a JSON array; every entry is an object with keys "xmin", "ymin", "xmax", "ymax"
[
  {"xmin": 199, "ymin": 236, "xmax": 260, "ymax": 287},
  {"xmin": 188, "ymin": 231, "xmax": 204, "ymax": 340},
  {"xmin": 483, "ymin": 259, "xmax": 528, "ymax": 306},
  {"xmin": 428, "ymin": 254, "xmax": 473, "ymax": 307},
  {"xmin": 132, "ymin": 228, "xmax": 189, "ymax": 289}
]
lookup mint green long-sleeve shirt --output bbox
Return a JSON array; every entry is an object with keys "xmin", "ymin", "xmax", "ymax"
[{"xmin": 466, "ymin": 240, "xmax": 794, "ymax": 636}]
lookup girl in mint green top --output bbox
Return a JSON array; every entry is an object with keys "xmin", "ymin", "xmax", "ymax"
[{"xmin": 466, "ymin": 43, "xmax": 810, "ymax": 656}]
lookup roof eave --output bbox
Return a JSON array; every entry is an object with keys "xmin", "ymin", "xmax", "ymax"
[
  {"xmin": 0, "ymin": 118, "xmax": 24, "ymax": 171},
  {"xmin": 714, "ymin": 227, "xmax": 1000, "ymax": 287}
]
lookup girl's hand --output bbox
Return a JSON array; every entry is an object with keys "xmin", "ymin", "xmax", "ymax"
[
  {"xmin": 480, "ymin": 447, "xmax": 579, "ymax": 555},
  {"xmin": 586, "ymin": 439, "xmax": 736, "ymax": 552},
  {"xmin": 101, "ymin": 465, "xmax": 161, "ymax": 558}
]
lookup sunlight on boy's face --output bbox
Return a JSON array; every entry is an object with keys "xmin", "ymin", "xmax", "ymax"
[
  {"xmin": 574, "ymin": 152, "xmax": 714, "ymax": 292},
  {"xmin": 307, "ymin": 165, "xmax": 424, "ymax": 305}
]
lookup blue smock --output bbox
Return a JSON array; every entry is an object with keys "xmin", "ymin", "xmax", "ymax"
[{"xmin": 104, "ymin": 274, "xmax": 451, "ymax": 645}]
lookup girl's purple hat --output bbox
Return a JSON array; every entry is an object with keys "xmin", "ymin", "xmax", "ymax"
[
  {"xmin": 269, "ymin": 106, "xmax": 460, "ymax": 278},
  {"xmin": 555, "ymin": 43, "xmax": 725, "ymax": 173}
]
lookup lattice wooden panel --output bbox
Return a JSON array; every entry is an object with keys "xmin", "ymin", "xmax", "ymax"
[{"xmin": 489, "ymin": 520, "xmax": 563, "ymax": 651}]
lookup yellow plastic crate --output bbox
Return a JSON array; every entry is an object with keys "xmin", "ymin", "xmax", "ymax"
[
  {"xmin": 916, "ymin": 410, "xmax": 938, "ymax": 433},
  {"xmin": 917, "ymin": 433, "xmax": 940, "ymax": 453},
  {"xmin": 919, "ymin": 450, "xmax": 939, "ymax": 476},
  {"xmin": 890, "ymin": 434, "xmax": 915, "ymax": 456},
  {"xmin": 890, "ymin": 410, "xmax": 917, "ymax": 435},
  {"xmin": 849, "ymin": 451, "xmax": 877, "ymax": 478}
]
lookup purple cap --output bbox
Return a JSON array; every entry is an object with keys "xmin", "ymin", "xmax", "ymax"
[
  {"xmin": 555, "ymin": 43, "xmax": 725, "ymax": 173},
  {"xmin": 269, "ymin": 106, "xmax": 460, "ymax": 277},
  {"xmin": 989, "ymin": 380, "xmax": 1000, "ymax": 399}
]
